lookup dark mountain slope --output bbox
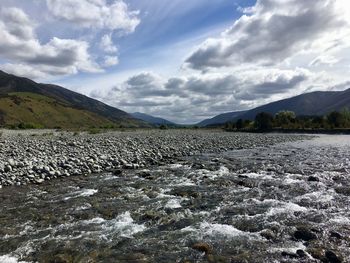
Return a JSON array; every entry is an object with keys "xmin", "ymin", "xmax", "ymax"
[
  {"xmin": 236, "ymin": 88, "xmax": 350, "ymax": 121},
  {"xmin": 131, "ymin": 112, "xmax": 176, "ymax": 126},
  {"xmin": 0, "ymin": 70, "xmax": 144, "ymax": 128},
  {"xmin": 197, "ymin": 111, "xmax": 247, "ymax": 127},
  {"xmin": 198, "ymin": 88, "xmax": 350, "ymax": 126}
]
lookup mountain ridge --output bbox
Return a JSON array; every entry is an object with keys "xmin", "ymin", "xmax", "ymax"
[
  {"xmin": 131, "ymin": 112, "xmax": 176, "ymax": 126},
  {"xmin": 0, "ymin": 70, "xmax": 144, "ymax": 128},
  {"xmin": 197, "ymin": 110, "xmax": 247, "ymax": 127},
  {"xmin": 198, "ymin": 88, "xmax": 350, "ymax": 126}
]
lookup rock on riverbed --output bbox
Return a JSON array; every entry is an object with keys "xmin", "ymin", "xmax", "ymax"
[{"xmin": 0, "ymin": 129, "xmax": 308, "ymax": 187}]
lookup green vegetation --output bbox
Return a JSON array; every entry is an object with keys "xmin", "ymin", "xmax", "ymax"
[
  {"xmin": 88, "ymin": 128, "xmax": 103, "ymax": 134},
  {"xmin": 224, "ymin": 119, "xmax": 253, "ymax": 131},
  {"xmin": 0, "ymin": 92, "xmax": 117, "ymax": 129},
  {"xmin": 254, "ymin": 112, "xmax": 274, "ymax": 131},
  {"xmin": 225, "ymin": 108, "xmax": 350, "ymax": 132}
]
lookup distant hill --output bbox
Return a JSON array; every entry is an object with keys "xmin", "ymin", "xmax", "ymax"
[
  {"xmin": 197, "ymin": 111, "xmax": 247, "ymax": 127},
  {"xmin": 0, "ymin": 70, "xmax": 144, "ymax": 128},
  {"xmin": 131, "ymin": 112, "xmax": 176, "ymax": 126},
  {"xmin": 235, "ymin": 88, "xmax": 350, "ymax": 121},
  {"xmin": 198, "ymin": 88, "xmax": 350, "ymax": 126}
]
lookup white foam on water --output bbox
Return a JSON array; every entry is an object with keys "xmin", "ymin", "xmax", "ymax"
[
  {"xmin": 0, "ymin": 255, "xmax": 30, "ymax": 263},
  {"xmin": 109, "ymin": 212, "xmax": 146, "ymax": 238},
  {"xmin": 207, "ymin": 166, "xmax": 230, "ymax": 179},
  {"xmin": 192, "ymin": 166, "xmax": 230, "ymax": 180},
  {"xmin": 270, "ymin": 242, "xmax": 307, "ymax": 255},
  {"xmin": 266, "ymin": 202, "xmax": 307, "ymax": 216},
  {"xmin": 82, "ymin": 217, "xmax": 106, "ymax": 224},
  {"xmin": 217, "ymin": 166, "xmax": 229, "ymax": 176},
  {"xmin": 296, "ymin": 190, "xmax": 335, "ymax": 204},
  {"xmin": 102, "ymin": 174, "xmax": 119, "ymax": 180},
  {"xmin": 157, "ymin": 193, "xmax": 174, "ymax": 199},
  {"xmin": 83, "ymin": 212, "xmax": 146, "ymax": 238},
  {"xmin": 329, "ymin": 216, "xmax": 350, "ymax": 224},
  {"xmin": 243, "ymin": 172, "xmax": 274, "ymax": 180},
  {"xmin": 165, "ymin": 199, "xmax": 182, "ymax": 209},
  {"xmin": 283, "ymin": 177, "xmax": 302, "ymax": 184},
  {"xmin": 156, "ymin": 188, "xmax": 175, "ymax": 199},
  {"xmin": 248, "ymin": 198, "xmax": 278, "ymax": 205},
  {"xmin": 64, "ymin": 189, "xmax": 98, "ymax": 200},
  {"xmin": 180, "ymin": 221, "xmax": 252, "ymax": 239},
  {"xmin": 181, "ymin": 226, "xmax": 196, "ymax": 232},
  {"xmin": 168, "ymin": 164, "xmax": 191, "ymax": 170},
  {"xmin": 172, "ymin": 177, "xmax": 196, "ymax": 186},
  {"xmin": 168, "ymin": 164, "xmax": 184, "ymax": 169},
  {"xmin": 53, "ymin": 211, "xmax": 146, "ymax": 241},
  {"xmin": 75, "ymin": 203, "xmax": 92, "ymax": 211},
  {"xmin": 249, "ymin": 199, "xmax": 308, "ymax": 217},
  {"xmin": 199, "ymin": 222, "xmax": 249, "ymax": 238}
]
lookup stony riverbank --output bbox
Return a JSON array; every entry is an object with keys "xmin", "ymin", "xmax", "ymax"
[{"xmin": 0, "ymin": 130, "xmax": 309, "ymax": 187}]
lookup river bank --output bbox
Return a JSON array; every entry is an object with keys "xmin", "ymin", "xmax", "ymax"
[{"xmin": 0, "ymin": 130, "xmax": 308, "ymax": 188}]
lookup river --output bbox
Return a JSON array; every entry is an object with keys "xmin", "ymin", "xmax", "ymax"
[{"xmin": 0, "ymin": 135, "xmax": 349, "ymax": 262}]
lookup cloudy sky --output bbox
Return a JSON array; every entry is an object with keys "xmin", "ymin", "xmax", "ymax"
[{"xmin": 1, "ymin": 0, "xmax": 350, "ymax": 123}]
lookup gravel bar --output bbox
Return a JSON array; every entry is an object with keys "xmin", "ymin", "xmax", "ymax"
[{"xmin": 0, "ymin": 129, "xmax": 310, "ymax": 187}]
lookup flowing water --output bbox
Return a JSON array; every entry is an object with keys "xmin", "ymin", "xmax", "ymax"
[{"xmin": 0, "ymin": 135, "xmax": 350, "ymax": 262}]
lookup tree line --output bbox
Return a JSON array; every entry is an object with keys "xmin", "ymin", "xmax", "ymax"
[{"xmin": 224, "ymin": 109, "xmax": 350, "ymax": 131}]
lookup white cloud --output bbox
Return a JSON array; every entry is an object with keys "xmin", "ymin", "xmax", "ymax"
[
  {"xmin": 185, "ymin": 0, "xmax": 350, "ymax": 70},
  {"xmin": 0, "ymin": 7, "xmax": 101, "ymax": 79},
  {"xmin": 46, "ymin": 0, "xmax": 140, "ymax": 34},
  {"xmin": 0, "ymin": 63, "xmax": 48, "ymax": 79},
  {"xmin": 103, "ymin": 56, "xmax": 119, "ymax": 67},
  {"xmin": 100, "ymin": 34, "xmax": 118, "ymax": 53},
  {"xmin": 309, "ymin": 55, "xmax": 339, "ymax": 67},
  {"xmin": 90, "ymin": 68, "xmax": 310, "ymax": 123}
]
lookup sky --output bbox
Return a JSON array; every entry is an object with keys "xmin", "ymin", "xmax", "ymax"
[{"xmin": 1, "ymin": 0, "xmax": 350, "ymax": 124}]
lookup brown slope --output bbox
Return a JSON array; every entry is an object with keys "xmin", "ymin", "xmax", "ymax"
[{"xmin": 0, "ymin": 70, "xmax": 145, "ymax": 128}]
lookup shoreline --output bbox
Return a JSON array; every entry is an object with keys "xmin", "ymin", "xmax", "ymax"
[
  {"xmin": 0, "ymin": 130, "xmax": 310, "ymax": 188},
  {"xmin": 224, "ymin": 128, "xmax": 350, "ymax": 135}
]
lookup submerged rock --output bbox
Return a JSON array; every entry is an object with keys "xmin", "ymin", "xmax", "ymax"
[
  {"xmin": 192, "ymin": 242, "xmax": 212, "ymax": 255},
  {"xmin": 325, "ymin": 250, "xmax": 343, "ymax": 263},
  {"xmin": 294, "ymin": 227, "xmax": 317, "ymax": 241},
  {"xmin": 260, "ymin": 229, "xmax": 276, "ymax": 240},
  {"xmin": 335, "ymin": 187, "xmax": 350, "ymax": 196},
  {"xmin": 307, "ymin": 176, "xmax": 320, "ymax": 182}
]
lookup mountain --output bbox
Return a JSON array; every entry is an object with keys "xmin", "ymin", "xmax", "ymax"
[
  {"xmin": 198, "ymin": 88, "xmax": 350, "ymax": 126},
  {"xmin": 197, "ymin": 111, "xmax": 247, "ymax": 127},
  {"xmin": 131, "ymin": 112, "xmax": 176, "ymax": 126},
  {"xmin": 0, "ymin": 70, "xmax": 144, "ymax": 128},
  {"xmin": 235, "ymin": 88, "xmax": 350, "ymax": 121}
]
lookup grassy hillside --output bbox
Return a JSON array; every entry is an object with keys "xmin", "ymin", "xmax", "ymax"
[
  {"xmin": 0, "ymin": 70, "xmax": 147, "ymax": 129},
  {"xmin": 0, "ymin": 92, "xmax": 118, "ymax": 129}
]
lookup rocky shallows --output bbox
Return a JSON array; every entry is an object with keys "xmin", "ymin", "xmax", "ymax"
[
  {"xmin": 0, "ymin": 130, "xmax": 308, "ymax": 187},
  {"xmin": 1, "ymin": 133, "xmax": 350, "ymax": 262}
]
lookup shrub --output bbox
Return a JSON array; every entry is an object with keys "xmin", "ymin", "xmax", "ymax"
[
  {"xmin": 254, "ymin": 112, "xmax": 274, "ymax": 131},
  {"xmin": 88, "ymin": 128, "xmax": 102, "ymax": 134},
  {"xmin": 236, "ymin": 119, "xmax": 243, "ymax": 130},
  {"xmin": 275, "ymin": 111, "xmax": 296, "ymax": 128},
  {"xmin": 17, "ymin": 122, "xmax": 43, "ymax": 129},
  {"xmin": 327, "ymin": 111, "xmax": 346, "ymax": 128}
]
